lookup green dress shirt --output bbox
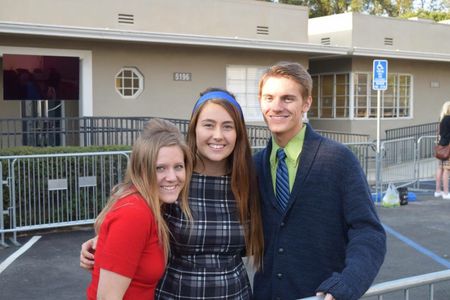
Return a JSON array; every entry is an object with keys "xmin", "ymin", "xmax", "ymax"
[{"xmin": 270, "ymin": 125, "xmax": 306, "ymax": 193}]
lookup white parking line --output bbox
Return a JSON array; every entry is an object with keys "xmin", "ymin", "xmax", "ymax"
[{"xmin": 0, "ymin": 235, "xmax": 41, "ymax": 274}]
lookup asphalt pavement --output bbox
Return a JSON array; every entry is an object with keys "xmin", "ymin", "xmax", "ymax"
[{"xmin": 1, "ymin": 193, "xmax": 450, "ymax": 300}]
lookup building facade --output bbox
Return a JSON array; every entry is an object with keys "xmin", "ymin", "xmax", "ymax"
[
  {"xmin": 308, "ymin": 12, "xmax": 450, "ymax": 136},
  {"xmin": 0, "ymin": 0, "xmax": 449, "ymax": 141}
]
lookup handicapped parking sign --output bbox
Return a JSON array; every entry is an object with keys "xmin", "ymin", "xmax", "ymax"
[{"xmin": 372, "ymin": 60, "xmax": 388, "ymax": 91}]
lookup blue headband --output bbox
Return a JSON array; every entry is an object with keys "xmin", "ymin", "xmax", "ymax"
[{"xmin": 192, "ymin": 91, "xmax": 243, "ymax": 116}]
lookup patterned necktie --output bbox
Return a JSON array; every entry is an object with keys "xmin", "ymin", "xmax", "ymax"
[{"xmin": 276, "ymin": 148, "xmax": 290, "ymax": 210}]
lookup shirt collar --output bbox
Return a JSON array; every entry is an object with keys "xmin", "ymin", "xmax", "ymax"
[{"xmin": 270, "ymin": 124, "xmax": 306, "ymax": 166}]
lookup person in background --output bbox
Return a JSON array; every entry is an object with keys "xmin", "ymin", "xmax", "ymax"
[
  {"xmin": 435, "ymin": 101, "xmax": 450, "ymax": 199},
  {"xmin": 252, "ymin": 61, "xmax": 386, "ymax": 300},
  {"xmin": 86, "ymin": 118, "xmax": 192, "ymax": 300},
  {"xmin": 81, "ymin": 89, "xmax": 264, "ymax": 299}
]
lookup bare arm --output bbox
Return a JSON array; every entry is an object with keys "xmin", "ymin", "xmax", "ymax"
[
  {"xmin": 97, "ymin": 268, "xmax": 131, "ymax": 300},
  {"xmin": 79, "ymin": 236, "xmax": 98, "ymax": 271}
]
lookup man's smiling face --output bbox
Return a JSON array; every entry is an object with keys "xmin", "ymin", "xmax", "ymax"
[{"xmin": 259, "ymin": 76, "xmax": 311, "ymax": 146}]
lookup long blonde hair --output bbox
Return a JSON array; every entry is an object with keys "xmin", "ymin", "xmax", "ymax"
[
  {"xmin": 440, "ymin": 101, "xmax": 450, "ymax": 121},
  {"xmin": 94, "ymin": 118, "xmax": 192, "ymax": 261}
]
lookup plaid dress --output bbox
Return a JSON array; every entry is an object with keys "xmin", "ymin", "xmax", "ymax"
[{"xmin": 155, "ymin": 173, "xmax": 251, "ymax": 300}]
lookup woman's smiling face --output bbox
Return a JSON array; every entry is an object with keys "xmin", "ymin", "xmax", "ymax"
[{"xmin": 195, "ymin": 102, "xmax": 237, "ymax": 172}]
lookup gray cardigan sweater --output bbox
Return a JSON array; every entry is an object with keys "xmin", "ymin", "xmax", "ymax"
[{"xmin": 253, "ymin": 124, "xmax": 386, "ymax": 300}]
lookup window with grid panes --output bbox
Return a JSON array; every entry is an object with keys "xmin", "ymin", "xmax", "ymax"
[
  {"xmin": 398, "ymin": 75, "xmax": 411, "ymax": 117},
  {"xmin": 353, "ymin": 72, "xmax": 412, "ymax": 119},
  {"xmin": 335, "ymin": 74, "xmax": 349, "ymax": 118},
  {"xmin": 320, "ymin": 75, "xmax": 334, "ymax": 118},
  {"xmin": 354, "ymin": 73, "xmax": 369, "ymax": 118},
  {"xmin": 312, "ymin": 72, "xmax": 411, "ymax": 119},
  {"xmin": 310, "ymin": 75, "xmax": 319, "ymax": 118},
  {"xmin": 115, "ymin": 67, "xmax": 143, "ymax": 99},
  {"xmin": 311, "ymin": 73, "xmax": 350, "ymax": 119},
  {"xmin": 226, "ymin": 66, "xmax": 266, "ymax": 121}
]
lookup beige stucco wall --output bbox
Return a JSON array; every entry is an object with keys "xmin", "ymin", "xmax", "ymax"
[
  {"xmin": 308, "ymin": 13, "xmax": 353, "ymax": 46},
  {"xmin": 90, "ymin": 41, "xmax": 307, "ymax": 119},
  {"xmin": 309, "ymin": 13, "xmax": 450, "ymax": 55},
  {"xmin": 2, "ymin": 4, "xmax": 449, "ymax": 140},
  {"xmin": 310, "ymin": 57, "xmax": 450, "ymax": 139},
  {"xmin": 0, "ymin": 34, "xmax": 308, "ymax": 121},
  {"xmin": 0, "ymin": 0, "xmax": 308, "ymax": 43},
  {"xmin": 352, "ymin": 14, "xmax": 450, "ymax": 54}
]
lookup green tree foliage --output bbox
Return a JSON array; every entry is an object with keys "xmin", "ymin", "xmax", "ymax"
[
  {"xmin": 260, "ymin": 0, "xmax": 450, "ymax": 20},
  {"xmin": 400, "ymin": 9, "xmax": 450, "ymax": 21},
  {"xmin": 361, "ymin": 0, "xmax": 414, "ymax": 17},
  {"xmin": 271, "ymin": 0, "xmax": 354, "ymax": 17}
]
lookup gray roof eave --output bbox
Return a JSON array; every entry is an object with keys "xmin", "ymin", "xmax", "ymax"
[
  {"xmin": 350, "ymin": 46, "xmax": 450, "ymax": 62},
  {"xmin": 0, "ymin": 21, "xmax": 347, "ymax": 56},
  {"xmin": 1, "ymin": 22, "xmax": 449, "ymax": 62}
]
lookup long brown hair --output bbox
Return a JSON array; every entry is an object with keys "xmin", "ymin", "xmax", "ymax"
[
  {"xmin": 187, "ymin": 88, "xmax": 264, "ymax": 269},
  {"xmin": 95, "ymin": 118, "xmax": 192, "ymax": 261}
]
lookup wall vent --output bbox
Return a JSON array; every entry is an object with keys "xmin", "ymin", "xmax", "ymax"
[
  {"xmin": 321, "ymin": 37, "xmax": 331, "ymax": 45},
  {"xmin": 118, "ymin": 13, "xmax": 134, "ymax": 24},
  {"xmin": 256, "ymin": 26, "xmax": 269, "ymax": 35},
  {"xmin": 384, "ymin": 37, "xmax": 394, "ymax": 46}
]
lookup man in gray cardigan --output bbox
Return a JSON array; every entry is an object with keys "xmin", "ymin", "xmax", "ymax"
[{"xmin": 253, "ymin": 62, "xmax": 386, "ymax": 300}]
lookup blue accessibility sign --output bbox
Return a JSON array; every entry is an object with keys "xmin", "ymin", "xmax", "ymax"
[{"xmin": 372, "ymin": 60, "xmax": 388, "ymax": 91}]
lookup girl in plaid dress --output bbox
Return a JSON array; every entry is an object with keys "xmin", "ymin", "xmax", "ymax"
[
  {"xmin": 155, "ymin": 89, "xmax": 263, "ymax": 299},
  {"xmin": 80, "ymin": 89, "xmax": 263, "ymax": 299}
]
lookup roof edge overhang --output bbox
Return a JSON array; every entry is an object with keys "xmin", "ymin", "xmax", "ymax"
[
  {"xmin": 1, "ymin": 22, "xmax": 449, "ymax": 63},
  {"xmin": 351, "ymin": 46, "xmax": 450, "ymax": 63},
  {"xmin": 0, "ymin": 21, "xmax": 348, "ymax": 55}
]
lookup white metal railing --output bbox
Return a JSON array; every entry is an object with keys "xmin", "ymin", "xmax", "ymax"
[
  {"xmin": 415, "ymin": 136, "xmax": 437, "ymax": 190},
  {"xmin": 299, "ymin": 270, "xmax": 450, "ymax": 300},
  {"xmin": 362, "ymin": 269, "xmax": 450, "ymax": 299},
  {"xmin": 0, "ymin": 151, "xmax": 130, "ymax": 245}
]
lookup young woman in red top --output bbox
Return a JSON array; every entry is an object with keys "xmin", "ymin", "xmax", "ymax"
[{"xmin": 86, "ymin": 118, "xmax": 192, "ymax": 300}]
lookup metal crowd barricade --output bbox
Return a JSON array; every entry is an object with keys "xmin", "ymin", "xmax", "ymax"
[
  {"xmin": 344, "ymin": 142, "xmax": 376, "ymax": 185},
  {"xmin": 318, "ymin": 130, "xmax": 370, "ymax": 144},
  {"xmin": 378, "ymin": 137, "xmax": 417, "ymax": 190},
  {"xmin": 251, "ymin": 142, "xmax": 376, "ymax": 186},
  {"xmin": 298, "ymin": 269, "xmax": 450, "ymax": 300},
  {"xmin": 415, "ymin": 136, "xmax": 438, "ymax": 190},
  {"xmin": 385, "ymin": 122, "xmax": 439, "ymax": 141},
  {"xmin": 0, "ymin": 151, "xmax": 130, "ymax": 246},
  {"xmin": 361, "ymin": 269, "xmax": 450, "ymax": 299},
  {"xmin": 252, "ymin": 137, "xmax": 431, "ymax": 193},
  {"xmin": 0, "ymin": 164, "xmax": 5, "ymax": 247}
]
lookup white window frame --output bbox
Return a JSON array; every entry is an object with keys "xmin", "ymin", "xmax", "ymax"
[
  {"xmin": 310, "ymin": 73, "xmax": 350, "ymax": 119},
  {"xmin": 352, "ymin": 72, "xmax": 413, "ymax": 119},
  {"xmin": 115, "ymin": 67, "xmax": 144, "ymax": 99},
  {"xmin": 310, "ymin": 72, "xmax": 413, "ymax": 120},
  {"xmin": 226, "ymin": 65, "xmax": 267, "ymax": 122}
]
